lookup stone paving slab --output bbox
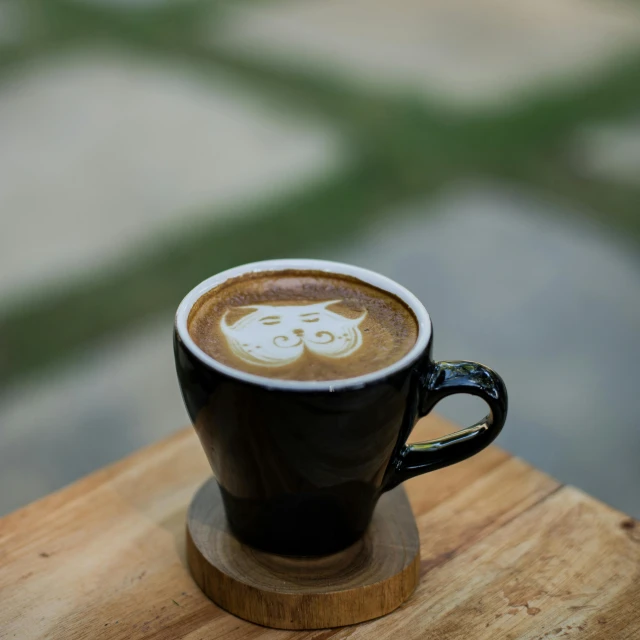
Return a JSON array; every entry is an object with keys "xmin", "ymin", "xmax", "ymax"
[
  {"xmin": 0, "ymin": 50, "xmax": 345, "ymax": 301},
  {"xmin": 216, "ymin": 0, "xmax": 640, "ymax": 108}
]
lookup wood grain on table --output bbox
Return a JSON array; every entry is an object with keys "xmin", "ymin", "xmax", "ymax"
[{"xmin": 1, "ymin": 415, "xmax": 639, "ymax": 639}]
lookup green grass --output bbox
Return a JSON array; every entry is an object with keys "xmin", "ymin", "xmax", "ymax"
[{"xmin": 0, "ymin": 0, "xmax": 639, "ymax": 386}]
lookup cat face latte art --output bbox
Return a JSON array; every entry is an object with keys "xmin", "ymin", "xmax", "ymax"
[
  {"xmin": 220, "ymin": 301, "xmax": 367, "ymax": 367},
  {"xmin": 187, "ymin": 270, "xmax": 419, "ymax": 381}
]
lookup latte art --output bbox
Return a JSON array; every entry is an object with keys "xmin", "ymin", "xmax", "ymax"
[
  {"xmin": 220, "ymin": 301, "xmax": 367, "ymax": 367},
  {"xmin": 187, "ymin": 269, "xmax": 418, "ymax": 381}
]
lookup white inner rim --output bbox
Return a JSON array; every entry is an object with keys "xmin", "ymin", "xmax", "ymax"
[{"xmin": 175, "ymin": 259, "xmax": 431, "ymax": 390}]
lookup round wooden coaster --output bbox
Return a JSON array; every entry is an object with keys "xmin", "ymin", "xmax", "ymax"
[{"xmin": 186, "ymin": 478, "xmax": 420, "ymax": 630}]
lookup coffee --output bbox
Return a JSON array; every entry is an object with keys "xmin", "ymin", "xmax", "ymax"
[{"xmin": 188, "ymin": 270, "xmax": 418, "ymax": 381}]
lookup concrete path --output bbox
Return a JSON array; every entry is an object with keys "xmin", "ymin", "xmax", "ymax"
[
  {"xmin": 0, "ymin": 51, "xmax": 345, "ymax": 301},
  {"xmin": 217, "ymin": 0, "xmax": 640, "ymax": 108}
]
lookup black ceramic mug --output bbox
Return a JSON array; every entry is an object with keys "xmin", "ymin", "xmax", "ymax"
[{"xmin": 174, "ymin": 259, "xmax": 508, "ymax": 556}]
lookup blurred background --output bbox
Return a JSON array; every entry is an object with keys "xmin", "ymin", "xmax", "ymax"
[{"xmin": 1, "ymin": 0, "xmax": 639, "ymax": 518}]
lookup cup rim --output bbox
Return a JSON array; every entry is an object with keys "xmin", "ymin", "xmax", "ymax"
[{"xmin": 175, "ymin": 259, "xmax": 431, "ymax": 391}]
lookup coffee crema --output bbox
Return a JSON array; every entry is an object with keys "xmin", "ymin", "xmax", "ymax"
[{"xmin": 187, "ymin": 270, "xmax": 419, "ymax": 381}]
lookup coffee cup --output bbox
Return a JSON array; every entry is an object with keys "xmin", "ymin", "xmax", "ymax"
[{"xmin": 174, "ymin": 259, "xmax": 508, "ymax": 556}]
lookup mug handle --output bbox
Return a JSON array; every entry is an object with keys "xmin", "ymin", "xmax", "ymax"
[{"xmin": 384, "ymin": 360, "xmax": 508, "ymax": 490}]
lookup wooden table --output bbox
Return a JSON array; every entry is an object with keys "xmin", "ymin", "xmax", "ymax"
[{"xmin": 2, "ymin": 416, "xmax": 639, "ymax": 639}]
